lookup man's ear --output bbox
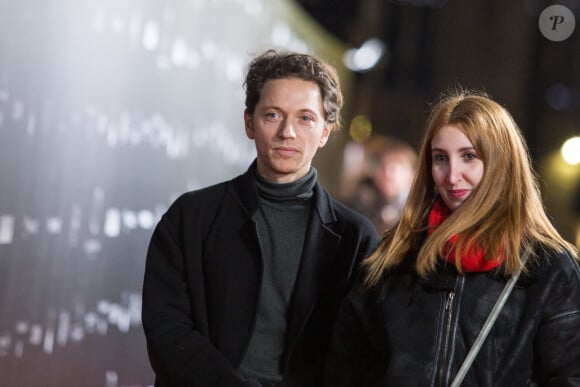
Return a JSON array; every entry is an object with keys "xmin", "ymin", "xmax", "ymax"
[
  {"xmin": 244, "ymin": 111, "xmax": 254, "ymax": 139},
  {"xmin": 318, "ymin": 123, "xmax": 332, "ymax": 148}
]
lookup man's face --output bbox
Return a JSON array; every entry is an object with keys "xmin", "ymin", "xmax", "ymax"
[
  {"xmin": 245, "ymin": 78, "xmax": 331, "ymax": 183},
  {"xmin": 374, "ymin": 153, "xmax": 415, "ymax": 201}
]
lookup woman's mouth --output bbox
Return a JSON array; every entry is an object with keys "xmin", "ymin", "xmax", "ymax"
[{"xmin": 448, "ymin": 189, "xmax": 469, "ymax": 199}]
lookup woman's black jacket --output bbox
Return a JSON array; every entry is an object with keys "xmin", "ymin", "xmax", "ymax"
[{"xmin": 325, "ymin": 246, "xmax": 580, "ymax": 386}]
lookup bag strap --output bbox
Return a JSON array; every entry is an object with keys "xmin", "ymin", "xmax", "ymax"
[{"xmin": 449, "ymin": 252, "xmax": 530, "ymax": 387}]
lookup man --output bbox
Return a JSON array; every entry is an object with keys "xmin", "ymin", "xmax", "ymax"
[
  {"xmin": 142, "ymin": 49, "xmax": 378, "ymax": 387},
  {"xmin": 346, "ymin": 135, "xmax": 417, "ymax": 234}
]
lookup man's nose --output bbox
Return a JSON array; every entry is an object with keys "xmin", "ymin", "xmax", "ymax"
[{"xmin": 279, "ymin": 119, "xmax": 296, "ymax": 138}]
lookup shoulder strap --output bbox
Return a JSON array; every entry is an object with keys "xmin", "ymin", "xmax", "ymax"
[{"xmin": 450, "ymin": 252, "xmax": 530, "ymax": 387}]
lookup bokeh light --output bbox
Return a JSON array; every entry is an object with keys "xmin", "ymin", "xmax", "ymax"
[{"xmin": 561, "ymin": 136, "xmax": 580, "ymax": 165}]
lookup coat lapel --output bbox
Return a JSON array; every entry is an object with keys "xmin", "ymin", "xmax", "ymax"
[{"xmin": 284, "ymin": 184, "xmax": 341, "ymax": 361}]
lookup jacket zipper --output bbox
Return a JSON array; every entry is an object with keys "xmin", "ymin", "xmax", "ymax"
[
  {"xmin": 435, "ymin": 275, "xmax": 464, "ymax": 387},
  {"xmin": 437, "ymin": 291, "xmax": 455, "ymax": 386}
]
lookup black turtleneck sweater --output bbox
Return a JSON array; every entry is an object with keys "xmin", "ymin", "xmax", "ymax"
[{"xmin": 239, "ymin": 168, "xmax": 317, "ymax": 386}]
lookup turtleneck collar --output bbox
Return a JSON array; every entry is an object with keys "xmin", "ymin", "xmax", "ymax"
[{"xmin": 255, "ymin": 167, "xmax": 317, "ymax": 202}]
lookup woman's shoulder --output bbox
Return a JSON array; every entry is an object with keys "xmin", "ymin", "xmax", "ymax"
[{"xmin": 526, "ymin": 244, "xmax": 580, "ymax": 285}]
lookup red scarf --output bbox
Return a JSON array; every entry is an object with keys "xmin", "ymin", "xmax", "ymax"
[{"xmin": 427, "ymin": 197, "xmax": 501, "ymax": 272}]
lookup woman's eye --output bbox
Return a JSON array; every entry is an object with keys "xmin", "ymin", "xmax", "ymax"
[
  {"xmin": 433, "ymin": 154, "xmax": 447, "ymax": 162},
  {"xmin": 463, "ymin": 153, "xmax": 477, "ymax": 161}
]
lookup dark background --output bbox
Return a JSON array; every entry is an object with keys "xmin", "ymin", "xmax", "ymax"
[{"xmin": 298, "ymin": 0, "xmax": 580, "ymax": 241}]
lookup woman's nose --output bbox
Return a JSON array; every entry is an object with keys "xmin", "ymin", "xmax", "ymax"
[{"xmin": 447, "ymin": 161, "xmax": 462, "ymax": 185}]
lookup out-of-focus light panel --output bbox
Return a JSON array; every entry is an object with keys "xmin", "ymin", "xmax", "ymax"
[{"xmin": 0, "ymin": 0, "xmax": 338, "ymax": 385}]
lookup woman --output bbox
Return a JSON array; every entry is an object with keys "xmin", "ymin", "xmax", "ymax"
[{"xmin": 325, "ymin": 90, "xmax": 580, "ymax": 386}]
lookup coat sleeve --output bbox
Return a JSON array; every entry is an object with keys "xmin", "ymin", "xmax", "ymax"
[
  {"xmin": 323, "ymin": 281, "xmax": 384, "ymax": 387},
  {"xmin": 533, "ymin": 251, "xmax": 580, "ymax": 386},
  {"xmin": 142, "ymin": 213, "xmax": 259, "ymax": 387}
]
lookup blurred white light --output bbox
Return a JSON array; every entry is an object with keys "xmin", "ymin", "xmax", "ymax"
[
  {"xmin": 105, "ymin": 371, "xmax": 118, "ymax": 387},
  {"xmin": 171, "ymin": 38, "xmax": 189, "ymax": 67},
  {"xmin": 142, "ymin": 21, "xmax": 160, "ymax": 51},
  {"xmin": 225, "ymin": 57, "xmax": 244, "ymax": 82},
  {"xmin": 561, "ymin": 136, "xmax": 580, "ymax": 165},
  {"xmin": 0, "ymin": 215, "xmax": 15, "ymax": 244},
  {"xmin": 343, "ymin": 38, "xmax": 386, "ymax": 72},
  {"xmin": 43, "ymin": 329, "xmax": 54, "ymax": 354},
  {"xmin": 98, "ymin": 300, "xmax": 111, "ymax": 314},
  {"xmin": 83, "ymin": 239, "xmax": 102, "ymax": 255},
  {"xmin": 46, "ymin": 217, "xmax": 63, "ymax": 234},
  {"xmin": 70, "ymin": 326, "xmax": 84, "ymax": 342},
  {"xmin": 104, "ymin": 208, "xmax": 121, "ymax": 237},
  {"xmin": 15, "ymin": 322, "xmax": 28, "ymax": 334},
  {"xmin": 271, "ymin": 22, "xmax": 292, "ymax": 47},
  {"xmin": 23, "ymin": 217, "xmax": 40, "ymax": 236},
  {"xmin": 122, "ymin": 210, "xmax": 138, "ymax": 229},
  {"xmin": 30, "ymin": 325, "xmax": 42, "ymax": 345},
  {"xmin": 138, "ymin": 210, "xmax": 155, "ymax": 229}
]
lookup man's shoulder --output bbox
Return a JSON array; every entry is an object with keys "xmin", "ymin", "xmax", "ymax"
[
  {"xmin": 323, "ymin": 191, "xmax": 377, "ymax": 237},
  {"xmin": 180, "ymin": 180, "xmax": 230, "ymax": 201},
  {"xmin": 167, "ymin": 181, "xmax": 226, "ymax": 211},
  {"xmin": 165, "ymin": 173, "xmax": 247, "ymax": 216},
  {"xmin": 173, "ymin": 168, "xmax": 251, "ymax": 205}
]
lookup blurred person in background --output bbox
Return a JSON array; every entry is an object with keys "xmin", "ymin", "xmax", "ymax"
[
  {"xmin": 345, "ymin": 135, "xmax": 417, "ymax": 235},
  {"xmin": 142, "ymin": 49, "xmax": 378, "ymax": 387},
  {"xmin": 325, "ymin": 89, "xmax": 580, "ymax": 386}
]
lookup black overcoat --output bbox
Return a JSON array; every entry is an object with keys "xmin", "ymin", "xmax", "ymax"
[{"xmin": 142, "ymin": 163, "xmax": 379, "ymax": 386}]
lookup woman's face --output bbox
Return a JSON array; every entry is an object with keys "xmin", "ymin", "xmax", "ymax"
[{"xmin": 431, "ymin": 124, "xmax": 484, "ymax": 212}]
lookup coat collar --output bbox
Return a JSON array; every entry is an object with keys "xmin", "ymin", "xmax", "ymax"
[{"xmin": 229, "ymin": 159, "xmax": 337, "ymax": 225}]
